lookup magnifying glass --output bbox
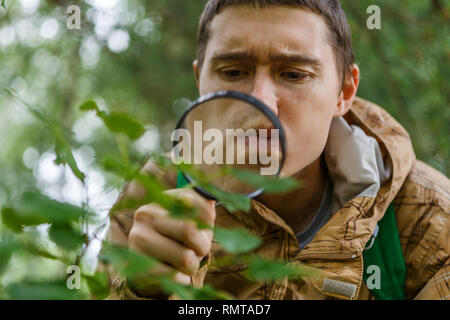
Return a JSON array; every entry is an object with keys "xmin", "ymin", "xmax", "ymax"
[{"xmin": 172, "ymin": 90, "xmax": 286, "ymax": 201}]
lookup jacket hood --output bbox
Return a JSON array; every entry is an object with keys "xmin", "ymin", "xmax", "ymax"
[{"xmin": 325, "ymin": 116, "xmax": 392, "ymax": 215}]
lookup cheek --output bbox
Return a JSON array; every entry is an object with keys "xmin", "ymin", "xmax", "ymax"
[{"xmin": 279, "ymin": 91, "xmax": 337, "ymax": 176}]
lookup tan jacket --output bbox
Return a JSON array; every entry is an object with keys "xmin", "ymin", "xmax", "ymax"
[{"xmin": 104, "ymin": 97, "xmax": 450, "ymax": 300}]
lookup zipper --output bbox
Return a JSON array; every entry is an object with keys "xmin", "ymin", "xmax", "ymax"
[{"xmin": 296, "ymin": 252, "xmax": 359, "ymax": 261}]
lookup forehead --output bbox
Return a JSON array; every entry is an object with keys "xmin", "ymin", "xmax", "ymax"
[{"xmin": 205, "ymin": 5, "xmax": 332, "ymax": 62}]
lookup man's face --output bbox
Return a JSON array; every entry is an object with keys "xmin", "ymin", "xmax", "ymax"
[{"xmin": 195, "ymin": 5, "xmax": 349, "ymax": 177}]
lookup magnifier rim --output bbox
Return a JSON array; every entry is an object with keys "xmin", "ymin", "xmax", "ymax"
[{"xmin": 174, "ymin": 90, "xmax": 286, "ymax": 201}]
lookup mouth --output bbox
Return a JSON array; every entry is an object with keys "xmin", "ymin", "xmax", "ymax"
[
  {"xmin": 221, "ymin": 125, "xmax": 281, "ymax": 168},
  {"xmin": 242, "ymin": 122, "xmax": 275, "ymax": 136},
  {"xmin": 245, "ymin": 124, "xmax": 276, "ymax": 137},
  {"xmin": 240, "ymin": 127, "xmax": 278, "ymax": 153}
]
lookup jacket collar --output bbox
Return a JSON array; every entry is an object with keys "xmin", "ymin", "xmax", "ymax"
[{"xmin": 249, "ymin": 97, "xmax": 416, "ymax": 299}]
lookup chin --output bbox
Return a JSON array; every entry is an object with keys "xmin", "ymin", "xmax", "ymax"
[{"xmin": 280, "ymin": 162, "xmax": 308, "ymax": 178}]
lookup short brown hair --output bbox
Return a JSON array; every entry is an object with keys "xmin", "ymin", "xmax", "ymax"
[{"xmin": 196, "ymin": 0, "xmax": 354, "ymax": 89}]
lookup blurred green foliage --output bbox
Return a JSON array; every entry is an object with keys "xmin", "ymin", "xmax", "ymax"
[
  {"xmin": 0, "ymin": 0, "xmax": 448, "ymax": 299},
  {"xmin": 0, "ymin": 91, "xmax": 309, "ymax": 299}
]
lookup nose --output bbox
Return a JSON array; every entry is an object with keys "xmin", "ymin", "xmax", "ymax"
[{"xmin": 250, "ymin": 71, "xmax": 279, "ymax": 117}]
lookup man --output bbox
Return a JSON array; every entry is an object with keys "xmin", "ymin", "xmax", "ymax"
[{"xmin": 104, "ymin": 0, "xmax": 449, "ymax": 300}]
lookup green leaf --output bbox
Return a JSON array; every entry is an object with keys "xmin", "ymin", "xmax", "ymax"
[
  {"xmin": 230, "ymin": 168, "xmax": 301, "ymax": 194},
  {"xmin": 173, "ymin": 162, "xmax": 251, "ymax": 212},
  {"xmin": 0, "ymin": 240, "xmax": 18, "ymax": 276},
  {"xmin": 103, "ymin": 156, "xmax": 198, "ymax": 220},
  {"xmin": 19, "ymin": 236, "xmax": 64, "ymax": 262},
  {"xmin": 1, "ymin": 208, "xmax": 23, "ymax": 232},
  {"xmin": 99, "ymin": 244, "xmax": 158, "ymax": 278},
  {"xmin": 2, "ymin": 87, "xmax": 49, "ymax": 124},
  {"xmin": 98, "ymin": 111, "xmax": 145, "ymax": 140},
  {"xmin": 101, "ymin": 155, "xmax": 136, "ymax": 180},
  {"xmin": 0, "ymin": 285, "xmax": 8, "ymax": 300},
  {"xmin": 204, "ymin": 184, "xmax": 251, "ymax": 212},
  {"xmin": 79, "ymin": 99, "xmax": 145, "ymax": 139},
  {"xmin": 214, "ymin": 227, "xmax": 261, "ymax": 254},
  {"xmin": 0, "ymin": 0, "xmax": 5, "ymax": 9},
  {"xmin": 159, "ymin": 277, "xmax": 195, "ymax": 300},
  {"xmin": 53, "ymin": 127, "xmax": 86, "ymax": 183},
  {"xmin": 191, "ymin": 284, "xmax": 233, "ymax": 300},
  {"xmin": 2, "ymin": 192, "xmax": 88, "ymax": 230},
  {"xmin": 85, "ymin": 272, "xmax": 110, "ymax": 299},
  {"xmin": 149, "ymin": 153, "xmax": 175, "ymax": 169},
  {"xmin": 2, "ymin": 88, "xmax": 85, "ymax": 183},
  {"xmin": 6, "ymin": 281, "xmax": 86, "ymax": 300},
  {"xmin": 158, "ymin": 277, "xmax": 233, "ymax": 300},
  {"xmin": 48, "ymin": 223, "xmax": 85, "ymax": 251},
  {"xmin": 79, "ymin": 100, "xmax": 99, "ymax": 112},
  {"xmin": 244, "ymin": 256, "xmax": 318, "ymax": 281}
]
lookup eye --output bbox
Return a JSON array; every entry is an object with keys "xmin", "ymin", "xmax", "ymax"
[
  {"xmin": 280, "ymin": 71, "xmax": 310, "ymax": 82},
  {"xmin": 219, "ymin": 69, "xmax": 249, "ymax": 80}
]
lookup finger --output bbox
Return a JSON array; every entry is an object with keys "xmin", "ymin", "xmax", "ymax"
[
  {"xmin": 152, "ymin": 215, "xmax": 213, "ymax": 257},
  {"xmin": 129, "ymin": 224, "xmax": 200, "ymax": 275},
  {"xmin": 134, "ymin": 202, "xmax": 212, "ymax": 256},
  {"xmin": 134, "ymin": 203, "xmax": 169, "ymax": 223},
  {"xmin": 164, "ymin": 189, "xmax": 216, "ymax": 226},
  {"xmin": 152, "ymin": 263, "xmax": 191, "ymax": 285}
]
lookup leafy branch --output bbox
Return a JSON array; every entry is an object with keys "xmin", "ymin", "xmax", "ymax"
[{"xmin": 0, "ymin": 94, "xmax": 318, "ymax": 300}]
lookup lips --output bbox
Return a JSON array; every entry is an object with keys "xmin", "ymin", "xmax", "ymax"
[
  {"xmin": 242, "ymin": 128, "xmax": 276, "ymax": 153},
  {"xmin": 257, "ymin": 128, "xmax": 273, "ymax": 139},
  {"xmin": 242, "ymin": 123, "xmax": 274, "ymax": 136}
]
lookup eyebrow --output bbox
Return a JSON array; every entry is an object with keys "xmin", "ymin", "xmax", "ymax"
[{"xmin": 211, "ymin": 50, "xmax": 322, "ymax": 68}]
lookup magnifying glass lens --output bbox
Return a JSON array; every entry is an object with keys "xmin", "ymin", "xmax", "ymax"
[{"xmin": 173, "ymin": 92, "xmax": 284, "ymax": 199}]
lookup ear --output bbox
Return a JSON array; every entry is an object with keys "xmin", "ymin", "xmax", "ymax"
[
  {"xmin": 334, "ymin": 64, "xmax": 360, "ymax": 117},
  {"xmin": 192, "ymin": 60, "xmax": 200, "ymax": 89}
]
